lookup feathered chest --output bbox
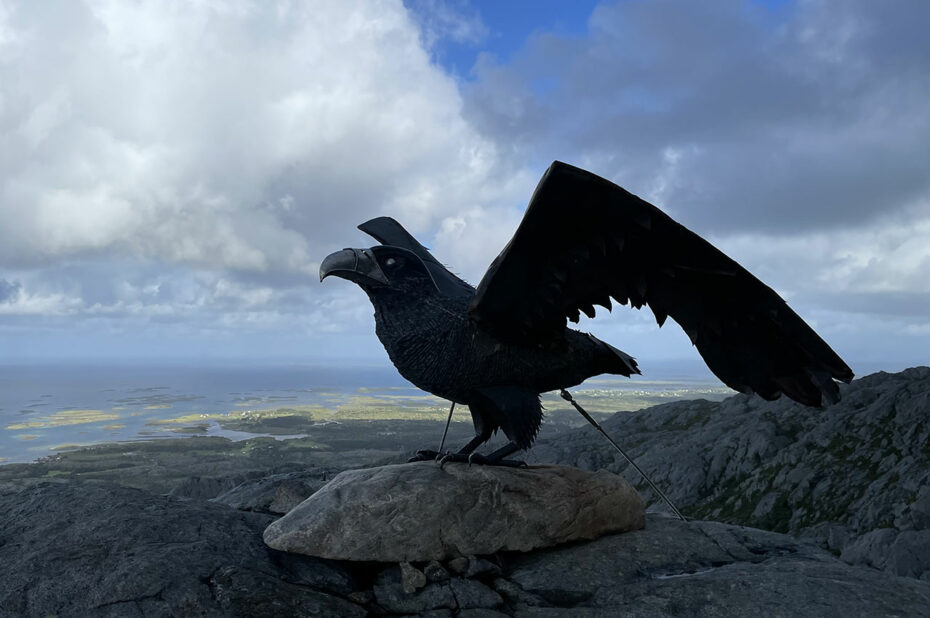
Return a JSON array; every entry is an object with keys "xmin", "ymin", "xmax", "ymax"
[{"xmin": 369, "ymin": 293, "xmax": 478, "ymax": 396}]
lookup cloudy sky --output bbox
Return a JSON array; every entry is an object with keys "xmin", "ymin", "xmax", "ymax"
[{"xmin": 1, "ymin": 0, "xmax": 928, "ymax": 377}]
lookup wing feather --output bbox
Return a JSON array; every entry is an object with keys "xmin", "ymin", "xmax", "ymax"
[{"xmin": 469, "ymin": 161, "xmax": 853, "ymax": 405}]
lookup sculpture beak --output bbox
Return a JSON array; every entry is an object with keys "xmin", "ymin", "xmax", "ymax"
[{"xmin": 319, "ymin": 248, "xmax": 390, "ymax": 285}]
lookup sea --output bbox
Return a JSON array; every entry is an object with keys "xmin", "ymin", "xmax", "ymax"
[{"xmin": 0, "ymin": 360, "xmax": 724, "ymax": 465}]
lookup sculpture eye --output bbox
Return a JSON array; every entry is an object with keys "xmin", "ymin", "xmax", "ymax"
[{"xmin": 385, "ymin": 258, "xmax": 396, "ymax": 266}]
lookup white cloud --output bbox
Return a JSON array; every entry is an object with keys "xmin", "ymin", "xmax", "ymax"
[
  {"xmin": 464, "ymin": 0, "xmax": 930, "ymax": 233},
  {"xmin": 0, "ymin": 0, "xmax": 536, "ymax": 361},
  {"xmin": 2, "ymin": 0, "xmax": 928, "ymax": 368},
  {"xmin": 0, "ymin": 288, "xmax": 81, "ymax": 316},
  {"xmin": 714, "ymin": 210, "xmax": 930, "ymax": 299},
  {"xmin": 432, "ymin": 205, "xmax": 525, "ymax": 285},
  {"xmin": 0, "ymin": 0, "xmax": 509, "ymax": 278}
]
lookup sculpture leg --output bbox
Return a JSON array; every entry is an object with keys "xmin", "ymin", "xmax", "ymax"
[
  {"xmin": 408, "ymin": 401, "xmax": 458, "ymax": 462},
  {"xmin": 408, "ymin": 404, "xmax": 527, "ymax": 467},
  {"xmin": 455, "ymin": 431, "xmax": 492, "ymax": 455}
]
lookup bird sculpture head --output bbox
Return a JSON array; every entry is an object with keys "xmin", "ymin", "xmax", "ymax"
[{"xmin": 319, "ymin": 245, "xmax": 441, "ymax": 296}]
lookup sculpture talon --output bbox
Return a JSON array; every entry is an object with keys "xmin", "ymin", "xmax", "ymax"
[
  {"xmin": 407, "ymin": 449, "xmax": 441, "ymax": 463},
  {"xmin": 421, "ymin": 445, "xmax": 526, "ymax": 468},
  {"xmin": 467, "ymin": 452, "xmax": 485, "ymax": 466}
]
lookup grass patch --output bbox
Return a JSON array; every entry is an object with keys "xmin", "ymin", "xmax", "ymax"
[{"xmin": 5, "ymin": 409, "xmax": 121, "ymax": 430}]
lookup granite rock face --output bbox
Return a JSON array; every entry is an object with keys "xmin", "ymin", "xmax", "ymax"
[
  {"xmin": 3, "ymin": 470, "xmax": 930, "ymax": 616},
  {"xmin": 263, "ymin": 462, "xmax": 645, "ymax": 561},
  {"xmin": 0, "ymin": 481, "xmax": 362, "ymax": 617},
  {"xmin": 501, "ymin": 514, "xmax": 930, "ymax": 616},
  {"xmin": 4, "ymin": 367, "xmax": 930, "ymax": 616},
  {"xmin": 533, "ymin": 366, "xmax": 930, "ymax": 580}
]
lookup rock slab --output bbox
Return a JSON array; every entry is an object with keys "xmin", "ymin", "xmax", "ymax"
[
  {"xmin": 503, "ymin": 514, "xmax": 930, "ymax": 616},
  {"xmin": 0, "ymin": 480, "xmax": 362, "ymax": 617},
  {"xmin": 212, "ymin": 470, "xmax": 329, "ymax": 514},
  {"xmin": 263, "ymin": 462, "xmax": 644, "ymax": 561}
]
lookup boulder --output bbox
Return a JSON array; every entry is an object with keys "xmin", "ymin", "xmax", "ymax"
[
  {"xmin": 212, "ymin": 470, "xmax": 329, "ymax": 514},
  {"xmin": 263, "ymin": 462, "xmax": 644, "ymax": 561}
]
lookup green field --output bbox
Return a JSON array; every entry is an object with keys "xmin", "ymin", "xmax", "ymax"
[{"xmin": 144, "ymin": 382, "xmax": 732, "ymax": 436}]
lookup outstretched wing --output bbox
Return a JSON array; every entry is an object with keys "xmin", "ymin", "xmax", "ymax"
[
  {"xmin": 469, "ymin": 161, "xmax": 853, "ymax": 406},
  {"xmin": 359, "ymin": 216, "xmax": 474, "ymax": 299}
]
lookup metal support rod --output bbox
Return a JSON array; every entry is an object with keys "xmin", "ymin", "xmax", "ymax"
[
  {"xmin": 560, "ymin": 389, "xmax": 687, "ymax": 522},
  {"xmin": 437, "ymin": 401, "xmax": 456, "ymax": 453}
]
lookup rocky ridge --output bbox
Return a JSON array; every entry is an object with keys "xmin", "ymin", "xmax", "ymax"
[
  {"xmin": 533, "ymin": 366, "xmax": 930, "ymax": 580},
  {"xmin": 3, "ymin": 480, "xmax": 929, "ymax": 617},
  {"xmin": 0, "ymin": 481, "xmax": 363, "ymax": 617},
  {"xmin": 1, "ymin": 367, "xmax": 929, "ymax": 616}
]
